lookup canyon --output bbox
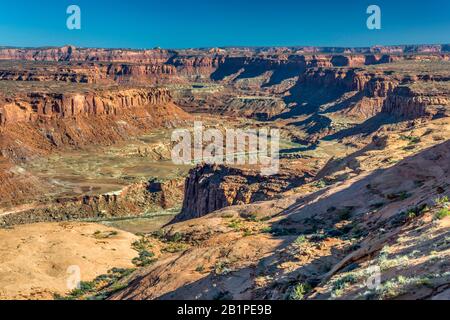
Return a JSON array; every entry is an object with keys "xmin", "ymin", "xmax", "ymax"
[{"xmin": 0, "ymin": 45, "xmax": 449, "ymax": 300}]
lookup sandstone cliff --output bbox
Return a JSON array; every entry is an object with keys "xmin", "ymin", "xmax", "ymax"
[
  {"xmin": 383, "ymin": 85, "xmax": 450, "ymax": 119},
  {"xmin": 0, "ymin": 86, "xmax": 189, "ymax": 162},
  {"xmin": 174, "ymin": 164, "xmax": 307, "ymax": 222},
  {"xmin": 0, "ymin": 46, "xmax": 173, "ymax": 63},
  {"xmin": 0, "ymin": 178, "xmax": 184, "ymax": 227}
]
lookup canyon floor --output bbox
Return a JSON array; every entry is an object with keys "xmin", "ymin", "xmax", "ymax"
[{"xmin": 0, "ymin": 45, "xmax": 449, "ymax": 300}]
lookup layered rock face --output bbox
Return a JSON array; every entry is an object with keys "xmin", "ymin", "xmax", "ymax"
[
  {"xmin": 1, "ymin": 46, "xmax": 449, "ymax": 87},
  {"xmin": 0, "ymin": 86, "xmax": 188, "ymax": 163},
  {"xmin": 107, "ymin": 63, "xmax": 177, "ymax": 82},
  {"xmin": 0, "ymin": 178, "xmax": 184, "ymax": 227},
  {"xmin": 0, "ymin": 61, "xmax": 176, "ymax": 84},
  {"xmin": 0, "ymin": 63, "xmax": 103, "ymax": 83},
  {"xmin": 0, "ymin": 83, "xmax": 189, "ymax": 208},
  {"xmin": 0, "ymin": 87, "xmax": 172, "ymax": 126},
  {"xmin": 175, "ymin": 164, "xmax": 306, "ymax": 222},
  {"xmin": 1, "ymin": 44, "xmax": 447, "ymax": 63},
  {"xmin": 286, "ymin": 64, "xmax": 450, "ymax": 123},
  {"xmin": 280, "ymin": 67, "xmax": 402, "ymax": 121},
  {"xmin": 383, "ymin": 85, "xmax": 450, "ymax": 119},
  {"xmin": 0, "ymin": 46, "xmax": 173, "ymax": 63}
]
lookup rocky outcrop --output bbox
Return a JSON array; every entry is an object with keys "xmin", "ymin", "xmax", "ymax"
[
  {"xmin": 1, "ymin": 46, "xmax": 448, "ymax": 86},
  {"xmin": 296, "ymin": 67, "xmax": 399, "ymax": 96},
  {"xmin": 106, "ymin": 63, "xmax": 177, "ymax": 83},
  {"xmin": 0, "ymin": 86, "xmax": 189, "ymax": 163},
  {"xmin": 383, "ymin": 85, "xmax": 450, "ymax": 119},
  {"xmin": 1, "ymin": 45, "xmax": 448, "ymax": 64},
  {"xmin": 0, "ymin": 87, "xmax": 172, "ymax": 126},
  {"xmin": 0, "ymin": 62, "xmax": 176, "ymax": 84},
  {"xmin": 0, "ymin": 178, "xmax": 184, "ymax": 227},
  {"xmin": 0, "ymin": 46, "xmax": 174, "ymax": 63},
  {"xmin": 0, "ymin": 66, "xmax": 99, "ymax": 83},
  {"xmin": 174, "ymin": 164, "xmax": 306, "ymax": 222}
]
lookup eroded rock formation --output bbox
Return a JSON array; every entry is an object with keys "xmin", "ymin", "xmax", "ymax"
[
  {"xmin": 175, "ymin": 164, "xmax": 307, "ymax": 222},
  {"xmin": 0, "ymin": 178, "xmax": 184, "ymax": 227},
  {"xmin": 0, "ymin": 86, "xmax": 188, "ymax": 162}
]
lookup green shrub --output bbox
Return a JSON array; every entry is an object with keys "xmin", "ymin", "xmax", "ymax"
[
  {"xmin": 435, "ymin": 196, "xmax": 449, "ymax": 205},
  {"xmin": 399, "ymin": 135, "xmax": 420, "ymax": 145},
  {"xmin": 195, "ymin": 265, "xmax": 205, "ymax": 272},
  {"xmin": 132, "ymin": 237, "xmax": 152, "ymax": 252},
  {"xmin": 228, "ymin": 219, "xmax": 244, "ymax": 231},
  {"xmin": 132, "ymin": 250, "xmax": 156, "ymax": 267},
  {"xmin": 436, "ymin": 208, "xmax": 450, "ymax": 220},
  {"xmin": 313, "ymin": 179, "xmax": 328, "ymax": 189},
  {"xmin": 332, "ymin": 274, "xmax": 358, "ymax": 291},
  {"xmin": 162, "ymin": 242, "xmax": 188, "ymax": 253},
  {"xmin": 294, "ymin": 235, "xmax": 307, "ymax": 245},
  {"xmin": 290, "ymin": 283, "xmax": 312, "ymax": 300}
]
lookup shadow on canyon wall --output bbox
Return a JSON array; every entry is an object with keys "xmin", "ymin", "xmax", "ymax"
[{"xmin": 119, "ymin": 140, "xmax": 450, "ymax": 300}]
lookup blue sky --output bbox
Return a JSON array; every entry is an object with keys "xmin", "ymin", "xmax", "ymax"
[{"xmin": 0, "ymin": 0, "xmax": 449, "ymax": 49}]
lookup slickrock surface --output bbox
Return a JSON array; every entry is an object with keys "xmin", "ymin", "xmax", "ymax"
[
  {"xmin": 111, "ymin": 139, "xmax": 450, "ymax": 300},
  {"xmin": 176, "ymin": 163, "xmax": 311, "ymax": 222},
  {"xmin": 0, "ymin": 222, "xmax": 137, "ymax": 300}
]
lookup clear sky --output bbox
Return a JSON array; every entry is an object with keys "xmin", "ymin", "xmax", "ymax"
[{"xmin": 0, "ymin": 0, "xmax": 449, "ymax": 49}]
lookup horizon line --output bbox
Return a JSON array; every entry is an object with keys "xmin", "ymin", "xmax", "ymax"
[{"xmin": 0, "ymin": 43, "xmax": 449, "ymax": 51}]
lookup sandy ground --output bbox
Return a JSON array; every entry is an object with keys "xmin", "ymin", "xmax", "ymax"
[{"xmin": 0, "ymin": 222, "xmax": 138, "ymax": 300}]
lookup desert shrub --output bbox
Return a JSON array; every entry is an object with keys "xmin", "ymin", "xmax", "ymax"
[
  {"xmin": 195, "ymin": 265, "xmax": 205, "ymax": 272},
  {"xmin": 313, "ymin": 179, "xmax": 328, "ymax": 188},
  {"xmin": 290, "ymin": 283, "xmax": 312, "ymax": 300},
  {"xmin": 162, "ymin": 242, "xmax": 188, "ymax": 253},
  {"xmin": 170, "ymin": 232, "xmax": 184, "ymax": 243},
  {"xmin": 151, "ymin": 230, "xmax": 185, "ymax": 243},
  {"xmin": 132, "ymin": 237, "xmax": 152, "ymax": 252},
  {"xmin": 270, "ymin": 227, "xmax": 300, "ymax": 236},
  {"xmin": 214, "ymin": 260, "xmax": 231, "ymax": 275},
  {"xmin": 436, "ymin": 208, "xmax": 450, "ymax": 220},
  {"xmin": 394, "ymin": 203, "xmax": 429, "ymax": 225},
  {"xmin": 294, "ymin": 235, "xmax": 307, "ymax": 245},
  {"xmin": 56, "ymin": 281, "xmax": 96, "ymax": 299},
  {"xmin": 399, "ymin": 135, "xmax": 420, "ymax": 145},
  {"xmin": 228, "ymin": 219, "xmax": 244, "ymax": 231},
  {"xmin": 331, "ymin": 274, "xmax": 358, "ymax": 297},
  {"xmin": 435, "ymin": 196, "xmax": 449, "ymax": 205},
  {"xmin": 54, "ymin": 267, "xmax": 136, "ymax": 300},
  {"xmin": 132, "ymin": 250, "xmax": 156, "ymax": 267}
]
